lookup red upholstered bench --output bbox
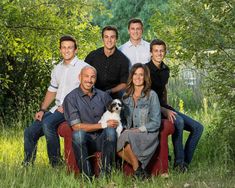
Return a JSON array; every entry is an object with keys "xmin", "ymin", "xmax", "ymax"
[
  {"xmin": 58, "ymin": 119, "xmax": 174, "ymax": 176},
  {"xmin": 57, "ymin": 122, "xmax": 101, "ymax": 176}
]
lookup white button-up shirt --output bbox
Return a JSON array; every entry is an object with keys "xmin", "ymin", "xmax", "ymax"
[
  {"xmin": 48, "ymin": 56, "xmax": 88, "ymax": 113},
  {"xmin": 119, "ymin": 39, "xmax": 150, "ymax": 67}
]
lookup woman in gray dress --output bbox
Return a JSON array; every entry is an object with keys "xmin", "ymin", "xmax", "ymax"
[{"xmin": 117, "ymin": 63, "xmax": 161, "ymax": 178}]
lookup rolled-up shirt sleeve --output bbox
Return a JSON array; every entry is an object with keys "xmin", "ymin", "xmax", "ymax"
[
  {"xmin": 63, "ymin": 94, "xmax": 81, "ymax": 126},
  {"xmin": 48, "ymin": 66, "xmax": 58, "ymax": 92}
]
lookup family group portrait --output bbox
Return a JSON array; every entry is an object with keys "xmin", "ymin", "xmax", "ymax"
[{"xmin": 0, "ymin": 0, "xmax": 234, "ymax": 187}]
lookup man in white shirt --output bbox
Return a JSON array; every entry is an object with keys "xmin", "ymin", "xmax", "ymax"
[
  {"xmin": 22, "ymin": 35, "xmax": 88, "ymax": 167},
  {"xmin": 119, "ymin": 18, "xmax": 150, "ymax": 67}
]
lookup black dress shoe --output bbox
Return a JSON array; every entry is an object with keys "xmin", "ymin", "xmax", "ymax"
[
  {"xmin": 21, "ymin": 160, "xmax": 32, "ymax": 167},
  {"xmin": 142, "ymin": 168, "xmax": 151, "ymax": 179},
  {"xmin": 168, "ymin": 155, "xmax": 172, "ymax": 162},
  {"xmin": 173, "ymin": 163, "xmax": 188, "ymax": 173},
  {"xmin": 134, "ymin": 167, "xmax": 150, "ymax": 179},
  {"xmin": 134, "ymin": 166, "xmax": 143, "ymax": 177}
]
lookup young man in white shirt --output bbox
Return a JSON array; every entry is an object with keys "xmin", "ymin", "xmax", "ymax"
[
  {"xmin": 22, "ymin": 35, "xmax": 88, "ymax": 167},
  {"xmin": 119, "ymin": 18, "xmax": 150, "ymax": 67}
]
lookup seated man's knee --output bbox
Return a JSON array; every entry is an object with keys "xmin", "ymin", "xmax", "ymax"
[
  {"xmin": 24, "ymin": 125, "xmax": 38, "ymax": 138},
  {"xmin": 104, "ymin": 127, "xmax": 117, "ymax": 142},
  {"xmin": 174, "ymin": 115, "xmax": 184, "ymax": 131},
  {"xmin": 195, "ymin": 123, "xmax": 204, "ymax": 136},
  {"xmin": 72, "ymin": 130, "xmax": 87, "ymax": 145},
  {"xmin": 42, "ymin": 122, "xmax": 54, "ymax": 137},
  {"xmin": 24, "ymin": 127, "xmax": 31, "ymax": 138}
]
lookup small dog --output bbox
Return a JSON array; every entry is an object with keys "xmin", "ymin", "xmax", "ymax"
[{"xmin": 99, "ymin": 99, "xmax": 123, "ymax": 137}]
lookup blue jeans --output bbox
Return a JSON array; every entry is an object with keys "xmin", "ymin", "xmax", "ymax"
[
  {"xmin": 23, "ymin": 111, "xmax": 65, "ymax": 166},
  {"xmin": 72, "ymin": 127, "xmax": 117, "ymax": 177},
  {"xmin": 172, "ymin": 110, "xmax": 204, "ymax": 166}
]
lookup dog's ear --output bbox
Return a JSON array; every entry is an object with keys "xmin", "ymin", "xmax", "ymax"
[
  {"xmin": 116, "ymin": 99, "xmax": 123, "ymax": 108},
  {"xmin": 120, "ymin": 99, "xmax": 124, "ymax": 108},
  {"xmin": 106, "ymin": 100, "xmax": 113, "ymax": 112}
]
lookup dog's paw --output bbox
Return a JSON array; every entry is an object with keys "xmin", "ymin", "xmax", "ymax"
[{"xmin": 100, "ymin": 121, "xmax": 108, "ymax": 129}]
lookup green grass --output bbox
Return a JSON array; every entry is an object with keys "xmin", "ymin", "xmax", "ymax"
[{"xmin": 1, "ymin": 109, "xmax": 235, "ymax": 188}]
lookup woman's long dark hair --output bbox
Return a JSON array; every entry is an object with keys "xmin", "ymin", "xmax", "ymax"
[{"xmin": 123, "ymin": 63, "xmax": 152, "ymax": 99}]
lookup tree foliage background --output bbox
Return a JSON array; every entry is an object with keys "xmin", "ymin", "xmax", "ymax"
[
  {"xmin": 0, "ymin": 0, "xmax": 100, "ymax": 124},
  {"xmin": 92, "ymin": 0, "xmax": 168, "ymax": 44}
]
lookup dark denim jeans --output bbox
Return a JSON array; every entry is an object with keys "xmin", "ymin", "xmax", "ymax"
[
  {"xmin": 172, "ymin": 110, "xmax": 204, "ymax": 166},
  {"xmin": 23, "ymin": 111, "xmax": 65, "ymax": 167},
  {"xmin": 72, "ymin": 127, "xmax": 117, "ymax": 177}
]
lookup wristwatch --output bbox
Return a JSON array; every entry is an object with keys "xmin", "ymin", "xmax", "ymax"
[{"xmin": 39, "ymin": 108, "xmax": 47, "ymax": 113}]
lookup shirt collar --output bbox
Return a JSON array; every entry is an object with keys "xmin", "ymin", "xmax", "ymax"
[
  {"xmin": 78, "ymin": 86, "xmax": 97, "ymax": 97},
  {"xmin": 62, "ymin": 56, "xmax": 78, "ymax": 66},
  {"xmin": 100, "ymin": 47, "xmax": 118, "ymax": 57},
  {"xmin": 129, "ymin": 91, "xmax": 145, "ymax": 99},
  {"xmin": 127, "ymin": 38, "xmax": 145, "ymax": 47},
  {"xmin": 149, "ymin": 60, "xmax": 168, "ymax": 71}
]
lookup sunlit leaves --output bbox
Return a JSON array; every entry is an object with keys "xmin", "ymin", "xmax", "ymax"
[
  {"xmin": 0, "ymin": 0, "xmax": 101, "ymax": 122},
  {"xmin": 92, "ymin": 0, "xmax": 168, "ymax": 44}
]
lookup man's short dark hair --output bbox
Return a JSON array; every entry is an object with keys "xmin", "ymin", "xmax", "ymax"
[
  {"xmin": 128, "ymin": 18, "xmax": 143, "ymax": 29},
  {"xmin": 102, "ymin": 26, "xmax": 118, "ymax": 39},
  {"xmin": 60, "ymin": 35, "xmax": 77, "ymax": 49},
  {"xmin": 150, "ymin": 39, "xmax": 166, "ymax": 52}
]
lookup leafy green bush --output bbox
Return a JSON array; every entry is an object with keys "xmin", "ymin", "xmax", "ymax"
[
  {"xmin": 0, "ymin": 0, "xmax": 101, "ymax": 126},
  {"xmin": 167, "ymin": 77, "xmax": 204, "ymax": 112}
]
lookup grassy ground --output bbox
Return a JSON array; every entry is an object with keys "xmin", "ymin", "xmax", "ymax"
[{"xmin": 0, "ymin": 109, "xmax": 235, "ymax": 188}]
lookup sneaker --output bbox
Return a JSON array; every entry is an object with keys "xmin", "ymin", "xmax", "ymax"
[
  {"xmin": 168, "ymin": 155, "xmax": 172, "ymax": 162},
  {"xmin": 51, "ymin": 157, "xmax": 64, "ymax": 168}
]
